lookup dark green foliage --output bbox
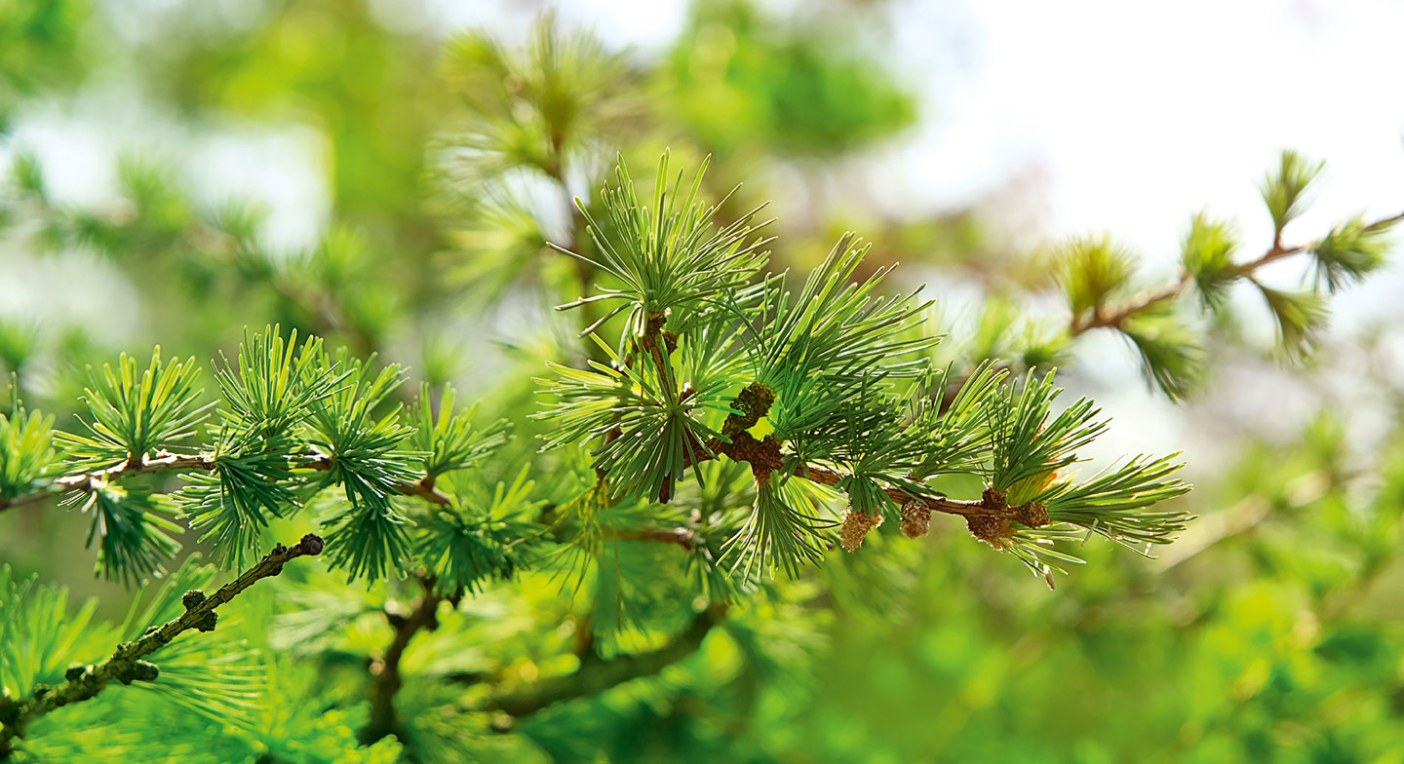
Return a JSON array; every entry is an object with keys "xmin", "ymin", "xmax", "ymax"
[
  {"xmin": 725, "ymin": 474, "xmax": 835, "ymax": 580},
  {"xmin": 69, "ymin": 485, "xmax": 183, "ymax": 585},
  {"xmin": 178, "ymin": 329, "xmax": 340, "ymax": 567},
  {"xmin": 305, "ymin": 353, "xmax": 421, "ymax": 582},
  {"xmin": 180, "ymin": 449, "xmax": 301, "ymax": 569},
  {"xmin": 751, "ymin": 233, "xmax": 933, "ymax": 395},
  {"xmin": 543, "ymin": 155, "xmax": 1190, "ymax": 581},
  {"xmin": 538, "ymin": 337, "xmax": 729, "ymax": 502},
  {"xmin": 214, "ymin": 328, "xmax": 343, "ymax": 441},
  {"xmin": 411, "ymin": 383, "xmax": 509, "ymax": 481},
  {"xmin": 987, "ymin": 372, "xmax": 1103, "ymax": 504},
  {"xmin": 1038, "ymin": 454, "xmax": 1192, "ymax": 547},
  {"xmin": 412, "ymin": 469, "xmax": 540, "ymax": 596},
  {"xmin": 907, "ymin": 363, "xmax": 1003, "ymax": 478}
]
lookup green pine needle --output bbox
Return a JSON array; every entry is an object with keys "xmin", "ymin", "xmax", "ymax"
[
  {"xmin": 722, "ymin": 474, "xmax": 836, "ymax": 582},
  {"xmin": 988, "ymin": 371, "xmax": 1105, "ymax": 505},
  {"xmin": 1312, "ymin": 214, "xmax": 1393, "ymax": 292},
  {"xmin": 1256, "ymin": 284, "xmax": 1326, "ymax": 361},
  {"xmin": 908, "ymin": 362, "xmax": 1006, "ymax": 478},
  {"xmin": 179, "ymin": 444, "xmax": 301, "ymax": 570},
  {"xmin": 556, "ymin": 151, "xmax": 773, "ymax": 337},
  {"xmin": 304, "ymin": 352, "xmax": 422, "ymax": 581},
  {"xmin": 536, "ymin": 336, "xmax": 727, "ymax": 502},
  {"xmin": 1181, "ymin": 213, "xmax": 1239, "ymax": 310},
  {"xmin": 1260, "ymin": 149, "xmax": 1324, "ymax": 236},
  {"xmin": 411, "ymin": 382, "xmax": 510, "ymax": 480},
  {"xmin": 0, "ymin": 404, "xmax": 56, "ymax": 501},
  {"xmin": 751, "ymin": 232, "xmax": 935, "ymax": 393},
  {"xmin": 215, "ymin": 326, "xmax": 345, "ymax": 441},
  {"xmin": 0, "ymin": 566, "xmax": 108, "ymax": 697},
  {"xmin": 59, "ymin": 348, "xmax": 210, "ymax": 469},
  {"xmin": 413, "ymin": 468, "xmax": 540, "ymax": 595},
  {"xmin": 1119, "ymin": 306, "xmax": 1205, "ymax": 401},
  {"xmin": 67, "ymin": 484, "xmax": 183, "ymax": 585},
  {"xmin": 1037, "ymin": 453, "xmax": 1193, "ymax": 547},
  {"xmin": 1058, "ymin": 235, "xmax": 1135, "ymax": 317}
]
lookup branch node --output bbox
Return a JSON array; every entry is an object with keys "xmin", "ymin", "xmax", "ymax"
[
  {"xmin": 299, "ymin": 533, "xmax": 325, "ymax": 555},
  {"xmin": 181, "ymin": 589, "xmax": 207, "ymax": 611},
  {"xmin": 982, "ymin": 487, "xmax": 1007, "ymax": 509},
  {"xmin": 116, "ymin": 660, "xmax": 159, "ymax": 685}
]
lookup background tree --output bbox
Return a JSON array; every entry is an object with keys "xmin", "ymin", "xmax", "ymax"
[{"xmin": 1, "ymin": 1, "xmax": 1402, "ymax": 762}]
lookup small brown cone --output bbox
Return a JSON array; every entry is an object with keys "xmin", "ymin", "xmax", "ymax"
[
  {"xmin": 1016, "ymin": 502, "xmax": 1050, "ymax": 528},
  {"xmin": 899, "ymin": 501, "xmax": 932, "ymax": 538},
  {"xmin": 839, "ymin": 509, "xmax": 883, "ymax": 552}
]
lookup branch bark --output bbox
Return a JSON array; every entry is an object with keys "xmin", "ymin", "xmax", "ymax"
[
  {"xmin": 679, "ymin": 382, "xmax": 1047, "ymax": 538},
  {"xmin": 0, "ymin": 450, "xmax": 450, "ymax": 514},
  {"xmin": 361, "ymin": 577, "xmax": 452, "ymax": 744},
  {"xmin": 0, "ymin": 534, "xmax": 324, "ymax": 758},
  {"xmin": 0, "ymin": 450, "xmax": 216, "ymax": 512},
  {"xmin": 485, "ymin": 604, "xmax": 725, "ymax": 719}
]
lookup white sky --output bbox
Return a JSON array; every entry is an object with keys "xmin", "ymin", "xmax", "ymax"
[{"xmin": 533, "ymin": 0, "xmax": 1404, "ymax": 251}]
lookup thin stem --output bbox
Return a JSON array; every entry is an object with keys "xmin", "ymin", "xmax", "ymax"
[
  {"xmin": 542, "ymin": 137, "xmax": 601, "ymax": 341},
  {"xmin": 685, "ymin": 387, "xmax": 1039, "ymax": 530},
  {"xmin": 606, "ymin": 527, "xmax": 696, "ymax": 550},
  {"xmin": 397, "ymin": 475, "xmax": 452, "ymax": 507},
  {"xmin": 1069, "ymin": 208, "xmax": 1404, "ymax": 337},
  {"xmin": 0, "ymin": 450, "xmax": 450, "ymax": 514},
  {"xmin": 798, "ymin": 464, "xmax": 998, "ymax": 519},
  {"xmin": 1070, "ymin": 275, "xmax": 1187, "ymax": 335},
  {"xmin": 0, "ymin": 535, "xmax": 324, "ymax": 757},
  {"xmin": 0, "ymin": 450, "xmax": 216, "ymax": 512}
]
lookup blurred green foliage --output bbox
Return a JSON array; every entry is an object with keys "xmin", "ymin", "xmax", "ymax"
[
  {"xmin": 0, "ymin": 1, "xmax": 1402, "ymax": 762},
  {"xmin": 0, "ymin": 0, "xmax": 87, "ymax": 129},
  {"xmin": 666, "ymin": 0, "xmax": 917, "ymax": 157}
]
